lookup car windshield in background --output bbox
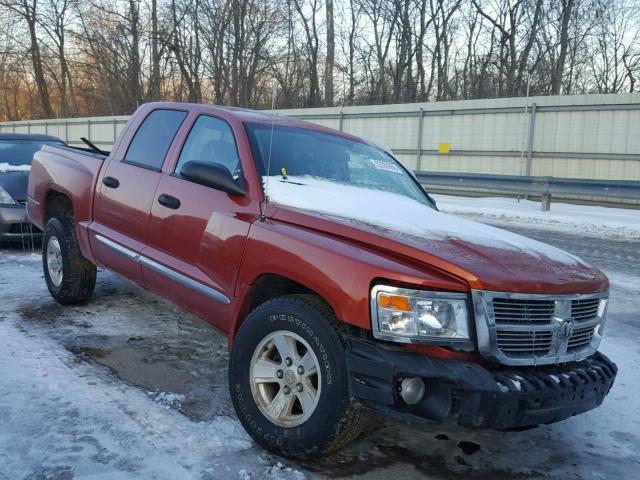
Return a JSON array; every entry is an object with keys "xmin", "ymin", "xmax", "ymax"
[
  {"xmin": 245, "ymin": 123, "xmax": 431, "ymax": 207},
  {"xmin": 0, "ymin": 140, "xmax": 63, "ymax": 166}
]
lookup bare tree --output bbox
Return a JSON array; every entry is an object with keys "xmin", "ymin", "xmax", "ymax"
[
  {"xmin": 1, "ymin": 0, "xmax": 54, "ymax": 117},
  {"xmin": 168, "ymin": 0, "xmax": 202, "ymax": 103},
  {"xmin": 149, "ymin": 0, "xmax": 161, "ymax": 100},
  {"xmin": 472, "ymin": 0, "xmax": 544, "ymax": 96},
  {"xmin": 359, "ymin": 0, "xmax": 399, "ymax": 103},
  {"xmin": 292, "ymin": 0, "xmax": 322, "ymax": 106},
  {"xmin": 2, "ymin": 0, "xmax": 640, "ymax": 121},
  {"xmin": 340, "ymin": 0, "xmax": 363, "ymax": 104},
  {"xmin": 325, "ymin": 0, "xmax": 335, "ymax": 105},
  {"xmin": 588, "ymin": 0, "xmax": 640, "ymax": 93},
  {"xmin": 39, "ymin": 0, "xmax": 79, "ymax": 116},
  {"xmin": 549, "ymin": 0, "xmax": 574, "ymax": 94},
  {"xmin": 127, "ymin": 0, "xmax": 143, "ymax": 107}
]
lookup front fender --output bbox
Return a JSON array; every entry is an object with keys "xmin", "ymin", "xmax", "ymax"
[{"xmin": 233, "ymin": 218, "xmax": 467, "ymax": 337}]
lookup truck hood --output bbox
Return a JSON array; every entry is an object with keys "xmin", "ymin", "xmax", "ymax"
[{"xmin": 265, "ymin": 177, "xmax": 608, "ymax": 294}]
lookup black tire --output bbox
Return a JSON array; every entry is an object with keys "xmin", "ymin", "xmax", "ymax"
[
  {"xmin": 42, "ymin": 217, "xmax": 97, "ymax": 305},
  {"xmin": 229, "ymin": 294, "xmax": 366, "ymax": 459}
]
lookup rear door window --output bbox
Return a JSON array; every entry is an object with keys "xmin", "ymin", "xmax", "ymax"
[{"xmin": 124, "ymin": 109, "xmax": 187, "ymax": 171}]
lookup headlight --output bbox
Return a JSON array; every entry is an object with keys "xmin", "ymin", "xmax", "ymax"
[
  {"xmin": 0, "ymin": 185, "xmax": 17, "ymax": 205},
  {"xmin": 371, "ymin": 285, "xmax": 473, "ymax": 349}
]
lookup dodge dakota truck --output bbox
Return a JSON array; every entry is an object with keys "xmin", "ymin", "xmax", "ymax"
[{"xmin": 27, "ymin": 102, "xmax": 617, "ymax": 459}]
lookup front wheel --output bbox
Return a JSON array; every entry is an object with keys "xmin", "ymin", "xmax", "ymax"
[
  {"xmin": 42, "ymin": 217, "xmax": 96, "ymax": 304},
  {"xmin": 229, "ymin": 294, "xmax": 365, "ymax": 458}
]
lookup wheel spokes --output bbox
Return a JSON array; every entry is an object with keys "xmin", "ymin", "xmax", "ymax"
[
  {"xmin": 252, "ymin": 358, "xmax": 281, "ymax": 384},
  {"xmin": 295, "ymin": 384, "xmax": 317, "ymax": 414},
  {"xmin": 46, "ymin": 236, "xmax": 63, "ymax": 286},
  {"xmin": 299, "ymin": 350, "xmax": 318, "ymax": 376},
  {"xmin": 250, "ymin": 330, "xmax": 322, "ymax": 427},
  {"xmin": 265, "ymin": 388, "xmax": 296, "ymax": 422},
  {"xmin": 271, "ymin": 334, "xmax": 298, "ymax": 362}
]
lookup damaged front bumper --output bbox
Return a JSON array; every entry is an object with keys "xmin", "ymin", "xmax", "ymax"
[{"xmin": 346, "ymin": 338, "xmax": 617, "ymax": 430}]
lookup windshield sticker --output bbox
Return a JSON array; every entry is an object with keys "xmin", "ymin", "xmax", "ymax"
[{"xmin": 369, "ymin": 158, "xmax": 403, "ymax": 174}]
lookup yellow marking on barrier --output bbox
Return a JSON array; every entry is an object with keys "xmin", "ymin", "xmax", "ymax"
[{"xmin": 438, "ymin": 143, "xmax": 451, "ymax": 154}]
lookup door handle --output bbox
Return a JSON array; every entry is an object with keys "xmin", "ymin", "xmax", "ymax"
[
  {"xmin": 102, "ymin": 176, "xmax": 120, "ymax": 188},
  {"xmin": 158, "ymin": 193, "xmax": 181, "ymax": 209}
]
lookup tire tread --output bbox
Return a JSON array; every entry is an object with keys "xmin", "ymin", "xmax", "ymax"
[
  {"xmin": 231, "ymin": 294, "xmax": 367, "ymax": 458},
  {"xmin": 43, "ymin": 216, "xmax": 96, "ymax": 304}
]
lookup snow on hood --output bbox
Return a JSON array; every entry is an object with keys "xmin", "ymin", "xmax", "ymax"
[
  {"xmin": 265, "ymin": 175, "xmax": 583, "ymax": 267},
  {"xmin": 0, "ymin": 163, "xmax": 30, "ymax": 173}
]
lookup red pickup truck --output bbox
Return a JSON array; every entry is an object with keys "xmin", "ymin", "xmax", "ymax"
[{"xmin": 27, "ymin": 102, "xmax": 616, "ymax": 459}]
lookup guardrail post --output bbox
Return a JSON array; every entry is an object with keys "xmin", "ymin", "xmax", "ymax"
[
  {"xmin": 526, "ymin": 102, "xmax": 537, "ymax": 176},
  {"xmin": 65, "ymin": 120, "xmax": 69, "ymax": 143},
  {"xmin": 113, "ymin": 118, "xmax": 118, "ymax": 142},
  {"xmin": 539, "ymin": 176, "xmax": 551, "ymax": 211},
  {"xmin": 338, "ymin": 111, "xmax": 344, "ymax": 131},
  {"xmin": 416, "ymin": 108, "xmax": 424, "ymax": 170}
]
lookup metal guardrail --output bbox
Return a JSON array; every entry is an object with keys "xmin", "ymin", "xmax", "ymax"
[{"xmin": 414, "ymin": 171, "xmax": 640, "ymax": 211}]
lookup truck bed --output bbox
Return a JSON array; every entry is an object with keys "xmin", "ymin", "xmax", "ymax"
[{"xmin": 27, "ymin": 143, "xmax": 107, "ymax": 234}]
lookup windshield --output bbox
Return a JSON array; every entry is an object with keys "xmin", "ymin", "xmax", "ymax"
[
  {"xmin": 0, "ymin": 140, "xmax": 63, "ymax": 167},
  {"xmin": 245, "ymin": 123, "xmax": 431, "ymax": 207}
]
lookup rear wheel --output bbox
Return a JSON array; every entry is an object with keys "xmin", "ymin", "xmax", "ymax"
[
  {"xmin": 42, "ymin": 217, "xmax": 96, "ymax": 304},
  {"xmin": 229, "ymin": 294, "xmax": 365, "ymax": 458}
]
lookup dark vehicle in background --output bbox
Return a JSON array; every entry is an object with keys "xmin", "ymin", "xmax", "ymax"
[{"xmin": 0, "ymin": 133, "xmax": 65, "ymax": 244}]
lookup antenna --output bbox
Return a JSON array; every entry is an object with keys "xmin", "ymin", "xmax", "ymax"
[{"xmin": 261, "ymin": 80, "xmax": 278, "ymax": 220}]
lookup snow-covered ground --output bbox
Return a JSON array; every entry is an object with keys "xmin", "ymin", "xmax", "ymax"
[
  {"xmin": 434, "ymin": 194, "xmax": 640, "ymax": 240},
  {"xmin": 0, "ymin": 253, "xmax": 307, "ymax": 480},
  {"xmin": 0, "ymin": 196, "xmax": 639, "ymax": 479}
]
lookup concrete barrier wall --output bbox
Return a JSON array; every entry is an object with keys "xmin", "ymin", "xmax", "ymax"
[{"xmin": 2, "ymin": 93, "xmax": 639, "ymax": 181}]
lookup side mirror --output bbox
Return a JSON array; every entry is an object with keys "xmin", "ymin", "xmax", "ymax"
[{"xmin": 180, "ymin": 161, "xmax": 246, "ymax": 196}]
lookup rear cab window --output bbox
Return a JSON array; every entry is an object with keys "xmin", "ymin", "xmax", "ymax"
[{"xmin": 124, "ymin": 109, "xmax": 187, "ymax": 171}]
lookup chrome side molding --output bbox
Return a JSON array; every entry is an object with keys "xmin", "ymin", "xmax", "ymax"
[{"xmin": 95, "ymin": 234, "xmax": 230, "ymax": 305}]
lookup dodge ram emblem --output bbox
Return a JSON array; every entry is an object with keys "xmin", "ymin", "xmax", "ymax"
[
  {"xmin": 549, "ymin": 299, "xmax": 575, "ymax": 355},
  {"xmin": 557, "ymin": 319, "xmax": 574, "ymax": 339}
]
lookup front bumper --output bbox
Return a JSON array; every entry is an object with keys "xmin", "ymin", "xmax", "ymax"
[
  {"xmin": 346, "ymin": 338, "xmax": 617, "ymax": 430},
  {"xmin": 0, "ymin": 204, "xmax": 42, "ymax": 243}
]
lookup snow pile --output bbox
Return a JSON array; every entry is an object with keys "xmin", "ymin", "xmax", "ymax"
[
  {"xmin": 266, "ymin": 175, "xmax": 581, "ymax": 265},
  {"xmin": 0, "ymin": 162, "xmax": 30, "ymax": 172},
  {"xmin": 152, "ymin": 391, "xmax": 186, "ymax": 409},
  {"xmin": 434, "ymin": 194, "xmax": 640, "ymax": 240}
]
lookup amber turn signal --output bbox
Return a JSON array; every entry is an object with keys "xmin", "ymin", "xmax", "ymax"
[{"xmin": 378, "ymin": 293, "xmax": 411, "ymax": 311}]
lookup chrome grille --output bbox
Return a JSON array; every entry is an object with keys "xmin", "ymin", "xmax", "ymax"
[
  {"xmin": 496, "ymin": 330, "xmax": 553, "ymax": 356},
  {"xmin": 571, "ymin": 298, "xmax": 600, "ymax": 322},
  {"xmin": 568, "ymin": 324, "xmax": 596, "ymax": 350},
  {"xmin": 492, "ymin": 298, "xmax": 555, "ymax": 324},
  {"xmin": 473, "ymin": 291, "xmax": 608, "ymax": 366}
]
